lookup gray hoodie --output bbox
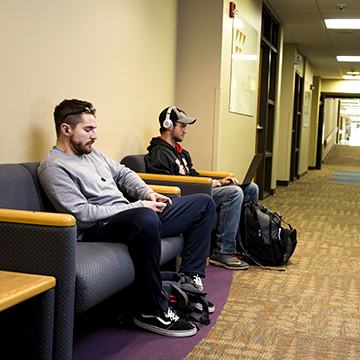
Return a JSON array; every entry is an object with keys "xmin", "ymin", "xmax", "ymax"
[{"xmin": 38, "ymin": 147, "xmax": 153, "ymax": 230}]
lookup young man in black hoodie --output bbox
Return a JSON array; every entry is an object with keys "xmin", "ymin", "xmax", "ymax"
[{"xmin": 145, "ymin": 106, "xmax": 259, "ymax": 270}]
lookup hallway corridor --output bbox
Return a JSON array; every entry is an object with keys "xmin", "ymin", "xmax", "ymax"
[{"xmin": 186, "ymin": 144, "xmax": 360, "ymax": 359}]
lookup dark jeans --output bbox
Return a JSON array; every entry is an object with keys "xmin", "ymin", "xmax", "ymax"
[{"xmin": 82, "ymin": 193, "xmax": 215, "ymax": 316}]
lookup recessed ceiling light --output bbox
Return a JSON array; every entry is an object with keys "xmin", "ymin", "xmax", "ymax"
[
  {"xmin": 325, "ymin": 19, "xmax": 360, "ymax": 29},
  {"xmin": 338, "ymin": 56, "xmax": 360, "ymax": 62},
  {"xmin": 347, "ymin": 71, "xmax": 360, "ymax": 75}
]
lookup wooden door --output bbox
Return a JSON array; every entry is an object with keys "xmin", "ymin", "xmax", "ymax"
[
  {"xmin": 256, "ymin": 8, "xmax": 279, "ymax": 200},
  {"xmin": 290, "ymin": 73, "xmax": 303, "ymax": 181}
]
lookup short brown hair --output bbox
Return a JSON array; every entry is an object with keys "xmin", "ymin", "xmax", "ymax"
[{"xmin": 54, "ymin": 99, "xmax": 96, "ymax": 137}]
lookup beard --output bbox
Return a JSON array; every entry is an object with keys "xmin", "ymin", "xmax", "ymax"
[
  {"xmin": 170, "ymin": 130, "xmax": 184, "ymax": 143},
  {"xmin": 69, "ymin": 136, "xmax": 94, "ymax": 155}
]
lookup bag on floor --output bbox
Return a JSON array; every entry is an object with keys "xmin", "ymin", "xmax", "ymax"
[
  {"xmin": 238, "ymin": 201, "xmax": 297, "ymax": 268},
  {"xmin": 161, "ymin": 271, "xmax": 211, "ymax": 325}
]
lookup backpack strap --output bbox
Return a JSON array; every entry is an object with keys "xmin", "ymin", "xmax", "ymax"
[
  {"xmin": 242, "ymin": 250, "xmax": 286, "ymax": 271},
  {"xmin": 178, "ymin": 275, "xmax": 211, "ymax": 325},
  {"xmin": 186, "ymin": 295, "xmax": 210, "ymax": 325},
  {"xmin": 169, "ymin": 283, "xmax": 189, "ymax": 309}
]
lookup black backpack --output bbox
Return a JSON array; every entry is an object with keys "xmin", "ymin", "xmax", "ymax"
[
  {"xmin": 161, "ymin": 271, "xmax": 211, "ymax": 325},
  {"xmin": 238, "ymin": 201, "xmax": 297, "ymax": 268}
]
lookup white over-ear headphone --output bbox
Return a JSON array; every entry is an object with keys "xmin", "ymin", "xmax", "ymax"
[{"xmin": 163, "ymin": 106, "xmax": 177, "ymax": 129}]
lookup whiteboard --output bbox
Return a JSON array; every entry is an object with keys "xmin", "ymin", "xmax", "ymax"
[{"xmin": 229, "ymin": 16, "xmax": 258, "ymax": 117}]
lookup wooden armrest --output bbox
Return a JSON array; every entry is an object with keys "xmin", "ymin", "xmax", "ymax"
[
  {"xmin": 197, "ymin": 170, "xmax": 235, "ymax": 178},
  {"xmin": 148, "ymin": 185, "xmax": 181, "ymax": 195},
  {"xmin": 138, "ymin": 173, "xmax": 213, "ymax": 184},
  {"xmin": 0, "ymin": 271, "xmax": 56, "ymax": 311},
  {"xmin": 0, "ymin": 209, "xmax": 76, "ymax": 227}
]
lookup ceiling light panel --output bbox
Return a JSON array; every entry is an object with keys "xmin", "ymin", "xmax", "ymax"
[
  {"xmin": 325, "ymin": 19, "xmax": 360, "ymax": 29},
  {"xmin": 337, "ymin": 56, "xmax": 360, "ymax": 62}
]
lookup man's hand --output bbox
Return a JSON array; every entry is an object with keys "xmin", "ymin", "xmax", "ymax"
[
  {"xmin": 142, "ymin": 192, "xmax": 172, "ymax": 213},
  {"xmin": 213, "ymin": 180, "xmax": 222, "ymax": 188},
  {"xmin": 213, "ymin": 176, "xmax": 239, "ymax": 188}
]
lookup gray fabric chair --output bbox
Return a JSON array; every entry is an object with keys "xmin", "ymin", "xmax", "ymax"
[
  {"xmin": 0, "ymin": 162, "xmax": 183, "ymax": 359},
  {"xmin": 120, "ymin": 154, "xmax": 216, "ymax": 197}
]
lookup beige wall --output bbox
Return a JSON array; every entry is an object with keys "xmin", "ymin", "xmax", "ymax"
[
  {"xmin": 277, "ymin": 44, "xmax": 318, "ymax": 181},
  {"xmin": 1, "ymin": 0, "xmax": 178, "ymax": 164},
  {"xmin": 308, "ymin": 76, "xmax": 321, "ymax": 168},
  {"xmin": 277, "ymin": 43, "xmax": 296, "ymax": 181},
  {"xmin": 6, "ymin": 0, "xmax": 347, "ymax": 193},
  {"xmin": 175, "ymin": 0, "xmax": 223, "ymax": 171},
  {"xmin": 321, "ymin": 79, "xmax": 360, "ymax": 94},
  {"xmin": 298, "ymin": 59, "xmax": 314, "ymax": 176},
  {"xmin": 322, "ymin": 98, "xmax": 339, "ymax": 161},
  {"xmin": 176, "ymin": 0, "xmax": 262, "ymax": 178},
  {"xmin": 217, "ymin": 0, "xmax": 262, "ymax": 178}
]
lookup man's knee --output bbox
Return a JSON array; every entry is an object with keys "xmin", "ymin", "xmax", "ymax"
[
  {"xmin": 113, "ymin": 207, "xmax": 161, "ymax": 241},
  {"xmin": 225, "ymin": 186, "xmax": 244, "ymax": 203},
  {"xmin": 249, "ymin": 182, "xmax": 259, "ymax": 198},
  {"xmin": 191, "ymin": 193, "xmax": 216, "ymax": 211},
  {"xmin": 133, "ymin": 207, "xmax": 162, "ymax": 233}
]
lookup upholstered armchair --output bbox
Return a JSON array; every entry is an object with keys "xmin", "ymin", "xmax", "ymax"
[
  {"xmin": 120, "ymin": 154, "xmax": 234, "ymax": 198},
  {"xmin": 0, "ymin": 162, "xmax": 183, "ymax": 359}
]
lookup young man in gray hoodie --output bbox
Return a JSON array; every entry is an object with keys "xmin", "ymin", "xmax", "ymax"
[{"xmin": 38, "ymin": 99, "xmax": 216, "ymax": 338}]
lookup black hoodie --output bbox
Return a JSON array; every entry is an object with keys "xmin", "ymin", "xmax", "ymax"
[{"xmin": 145, "ymin": 137, "xmax": 199, "ymax": 177}]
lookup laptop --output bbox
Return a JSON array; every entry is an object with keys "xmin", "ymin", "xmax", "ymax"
[{"xmin": 236, "ymin": 153, "xmax": 263, "ymax": 189}]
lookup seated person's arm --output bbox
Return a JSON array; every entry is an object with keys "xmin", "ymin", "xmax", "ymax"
[{"xmin": 38, "ymin": 163, "xmax": 153, "ymax": 230}]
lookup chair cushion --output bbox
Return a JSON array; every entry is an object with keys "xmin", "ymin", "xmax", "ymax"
[
  {"xmin": 74, "ymin": 235, "xmax": 183, "ymax": 314},
  {"xmin": 120, "ymin": 154, "xmax": 147, "ymax": 172},
  {"xmin": 0, "ymin": 164, "xmax": 42, "ymax": 211}
]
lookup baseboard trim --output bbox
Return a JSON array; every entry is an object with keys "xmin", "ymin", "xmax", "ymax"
[
  {"xmin": 298, "ymin": 170, "xmax": 308, "ymax": 179},
  {"xmin": 277, "ymin": 180, "xmax": 290, "ymax": 187}
]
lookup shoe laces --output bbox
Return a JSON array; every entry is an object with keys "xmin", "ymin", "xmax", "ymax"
[
  {"xmin": 165, "ymin": 308, "xmax": 179, "ymax": 322},
  {"xmin": 191, "ymin": 274, "xmax": 204, "ymax": 291}
]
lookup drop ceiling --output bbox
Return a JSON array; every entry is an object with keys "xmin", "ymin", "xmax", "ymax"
[{"xmin": 265, "ymin": 0, "xmax": 360, "ymax": 79}]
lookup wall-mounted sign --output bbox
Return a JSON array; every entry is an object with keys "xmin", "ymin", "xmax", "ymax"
[
  {"xmin": 295, "ymin": 54, "xmax": 302, "ymax": 65},
  {"xmin": 229, "ymin": 15, "xmax": 258, "ymax": 117}
]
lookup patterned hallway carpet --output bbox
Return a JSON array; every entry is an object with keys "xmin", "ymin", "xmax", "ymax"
[{"xmin": 185, "ymin": 145, "xmax": 360, "ymax": 359}]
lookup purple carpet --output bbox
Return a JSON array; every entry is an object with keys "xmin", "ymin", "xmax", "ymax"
[{"xmin": 73, "ymin": 265, "xmax": 233, "ymax": 360}]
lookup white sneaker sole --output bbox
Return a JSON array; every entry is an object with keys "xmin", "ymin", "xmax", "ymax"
[
  {"xmin": 133, "ymin": 317, "xmax": 197, "ymax": 337},
  {"xmin": 194, "ymin": 302, "xmax": 215, "ymax": 313}
]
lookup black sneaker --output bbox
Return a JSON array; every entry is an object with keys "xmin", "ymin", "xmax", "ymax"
[
  {"xmin": 210, "ymin": 252, "xmax": 249, "ymax": 270},
  {"xmin": 133, "ymin": 308, "xmax": 197, "ymax": 337}
]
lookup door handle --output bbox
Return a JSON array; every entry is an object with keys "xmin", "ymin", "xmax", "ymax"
[{"xmin": 257, "ymin": 124, "xmax": 263, "ymax": 130}]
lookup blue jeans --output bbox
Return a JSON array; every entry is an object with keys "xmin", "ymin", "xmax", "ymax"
[
  {"xmin": 82, "ymin": 193, "xmax": 215, "ymax": 316},
  {"xmin": 212, "ymin": 182, "xmax": 259, "ymax": 254}
]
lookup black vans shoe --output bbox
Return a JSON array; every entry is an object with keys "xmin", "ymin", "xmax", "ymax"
[{"xmin": 133, "ymin": 308, "xmax": 197, "ymax": 337}]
